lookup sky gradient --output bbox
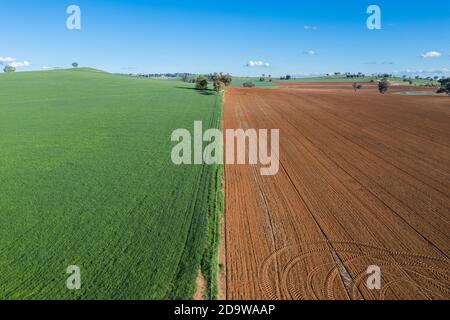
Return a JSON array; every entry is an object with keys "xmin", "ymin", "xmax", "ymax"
[{"xmin": 1, "ymin": 0, "xmax": 449, "ymax": 76}]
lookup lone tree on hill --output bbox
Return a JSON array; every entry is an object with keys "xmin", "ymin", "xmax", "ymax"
[
  {"xmin": 3, "ymin": 65, "xmax": 16, "ymax": 73},
  {"xmin": 195, "ymin": 75, "xmax": 209, "ymax": 90},
  {"xmin": 72, "ymin": 62, "xmax": 79, "ymax": 68},
  {"xmin": 378, "ymin": 78, "xmax": 390, "ymax": 94}
]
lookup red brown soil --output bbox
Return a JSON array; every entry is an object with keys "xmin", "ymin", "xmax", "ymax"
[{"xmin": 224, "ymin": 85, "xmax": 450, "ymax": 300}]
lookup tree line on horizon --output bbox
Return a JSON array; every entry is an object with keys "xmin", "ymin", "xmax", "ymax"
[
  {"xmin": 183, "ymin": 73, "xmax": 232, "ymax": 92},
  {"xmin": 2, "ymin": 64, "xmax": 449, "ymax": 96}
]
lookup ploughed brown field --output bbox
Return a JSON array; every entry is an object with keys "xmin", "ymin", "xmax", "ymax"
[{"xmin": 224, "ymin": 83, "xmax": 450, "ymax": 300}]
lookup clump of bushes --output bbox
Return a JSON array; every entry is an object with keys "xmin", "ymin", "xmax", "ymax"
[
  {"xmin": 352, "ymin": 82, "xmax": 363, "ymax": 92},
  {"xmin": 437, "ymin": 78, "xmax": 450, "ymax": 96},
  {"xmin": 402, "ymin": 78, "xmax": 413, "ymax": 85},
  {"xmin": 195, "ymin": 75, "xmax": 209, "ymax": 90},
  {"xmin": 194, "ymin": 72, "xmax": 233, "ymax": 92},
  {"xmin": 220, "ymin": 73, "xmax": 232, "ymax": 86},
  {"xmin": 210, "ymin": 72, "xmax": 232, "ymax": 92},
  {"xmin": 213, "ymin": 80, "xmax": 226, "ymax": 92},
  {"xmin": 243, "ymin": 82, "xmax": 255, "ymax": 88},
  {"xmin": 378, "ymin": 78, "xmax": 391, "ymax": 94},
  {"xmin": 279, "ymin": 75, "xmax": 292, "ymax": 80}
]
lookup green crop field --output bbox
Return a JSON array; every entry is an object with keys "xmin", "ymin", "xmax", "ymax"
[{"xmin": 0, "ymin": 68, "xmax": 223, "ymax": 299}]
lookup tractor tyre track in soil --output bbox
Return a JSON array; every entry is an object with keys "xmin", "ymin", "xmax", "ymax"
[{"xmin": 224, "ymin": 84, "xmax": 450, "ymax": 300}]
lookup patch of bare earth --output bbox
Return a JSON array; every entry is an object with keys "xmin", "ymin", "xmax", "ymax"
[
  {"xmin": 224, "ymin": 85, "xmax": 450, "ymax": 300},
  {"xmin": 194, "ymin": 269, "xmax": 206, "ymax": 300}
]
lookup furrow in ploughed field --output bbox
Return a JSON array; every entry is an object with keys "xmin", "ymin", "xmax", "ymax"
[{"xmin": 225, "ymin": 86, "xmax": 450, "ymax": 300}]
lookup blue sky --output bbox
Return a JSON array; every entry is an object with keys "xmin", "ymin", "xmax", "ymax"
[{"xmin": 1, "ymin": 0, "xmax": 449, "ymax": 76}]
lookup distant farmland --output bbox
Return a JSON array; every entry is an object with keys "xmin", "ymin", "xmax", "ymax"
[
  {"xmin": 230, "ymin": 75, "xmax": 439, "ymax": 88},
  {"xmin": 0, "ymin": 69, "xmax": 223, "ymax": 299}
]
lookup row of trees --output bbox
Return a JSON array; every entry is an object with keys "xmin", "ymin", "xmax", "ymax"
[
  {"xmin": 195, "ymin": 72, "xmax": 232, "ymax": 92},
  {"xmin": 413, "ymin": 75, "xmax": 442, "ymax": 81},
  {"xmin": 181, "ymin": 74, "xmax": 196, "ymax": 83},
  {"xmin": 354, "ymin": 77, "xmax": 450, "ymax": 95},
  {"xmin": 258, "ymin": 74, "xmax": 272, "ymax": 82},
  {"xmin": 345, "ymin": 72, "xmax": 366, "ymax": 78},
  {"xmin": 329, "ymin": 72, "xmax": 390, "ymax": 78}
]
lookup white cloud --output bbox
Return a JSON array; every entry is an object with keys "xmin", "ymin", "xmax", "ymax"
[
  {"xmin": 9, "ymin": 61, "xmax": 31, "ymax": 68},
  {"xmin": 304, "ymin": 25, "xmax": 318, "ymax": 31},
  {"xmin": 303, "ymin": 50, "xmax": 317, "ymax": 56},
  {"xmin": 421, "ymin": 51, "xmax": 442, "ymax": 58},
  {"xmin": 42, "ymin": 66, "xmax": 62, "ymax": 70},
  {"xmin": 246, "ymin": 60, "xmax": 270, "ymax": 68},
  {"xmin": 0, "ymin": 57, "xmax": 16, "ymax": 64},
  {"xmin": 0, "ymin": 56, "xmax": 31, "ymax": 68}
]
